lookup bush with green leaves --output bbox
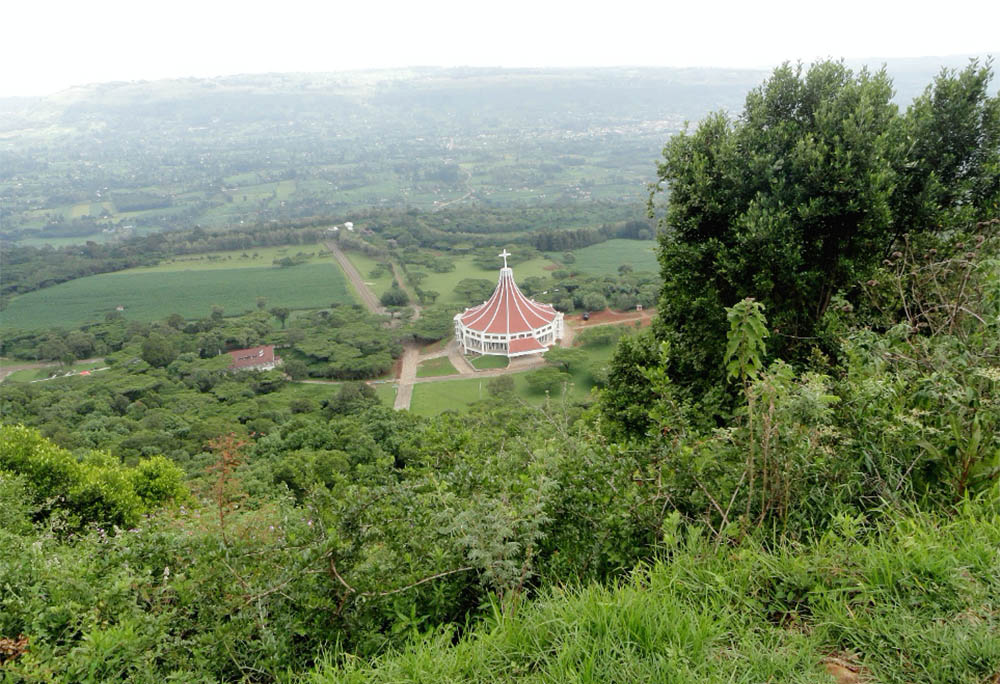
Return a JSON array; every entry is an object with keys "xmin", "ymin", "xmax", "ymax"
[{"xmin": 0, "ymin": 425, "xmax": 187, "ymax": 529}]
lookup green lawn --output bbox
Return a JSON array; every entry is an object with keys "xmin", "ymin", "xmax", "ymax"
[
  {"xmin": 564, "ymin": 239, "xmax": 660, "ymax": 275},
  {"xmin": 1, "ymin": 263, "xmax": 356, "ymax": 330},
  {"xmin": 470, "ymin": 354, "xmax": 508, "ymax": 370},
  {"xmin": 408, "ymin": 377, "xmax": 491, "ymax": 415},
  {"xmin": 343, "ymin": 251, "xmax": 396, "ymax": 298},
  {"xmin": 374, "ymin": 382, "xmax": 397, "ymax": 407},
  {"xmin": 126, "ymin": 244, "xmax": 331, "ymax": 273},
  {"xmin": 408, "ymin": 343, "xmax": 612, "ymax": 416},
  {"xmin": 416, "ymin": 356, "xmax": 459, "ymax": 378}
]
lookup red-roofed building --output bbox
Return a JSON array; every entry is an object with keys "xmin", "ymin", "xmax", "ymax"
[
  {"xmin": 454, "ymin": 250, "xmax": 564, "ymax": 358},
  {"xmin": 227, "ymin": 345, "xmax": 282, "ymax": 371}
]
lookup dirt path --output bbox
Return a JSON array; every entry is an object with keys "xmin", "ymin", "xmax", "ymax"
[{"xmin": 324, "ymin": 241, "xmax": 384, "ymax": 315}]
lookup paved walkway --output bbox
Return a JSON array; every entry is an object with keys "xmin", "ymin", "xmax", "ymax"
[
  {"xmin": 393, "ymin": 341, "xmax": 421, "ymax": 410},
  {"xmin": 446, "ymin": 339, "xmax": 476, "ymax": 375}
]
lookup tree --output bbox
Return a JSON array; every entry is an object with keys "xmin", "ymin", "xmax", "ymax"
[
  {"xmin": 452, "ymin": 278, "xmax": 495, "ymax": 306},
  {"xmin": 65, "ymin": 331, "xmax": 96, "ymax": 359},
  {"xmin": 598, "ymin": 330, "xmax": 659, "ymax": 439},
  {"xmin": 893, "ymin": 60, "xmax": 1000, "ymax": 233},
  {"xmin": 487, "ymin": 375, "xmax": 515, "ymax": 396},
  {"xmin": 581, "ymin": 291, "xmax": 607, "ymax": 312},
  {"xmin": 380, "ymin": 286, "xmax": 409, "ymax": 307},
  {"xmin": 650, "ymin": 61, "xmax": 901, "ymax": 389},
  {"xmin": 270, "ymin": 307, "xmax": 291, "ymax": 329},
  {"xmin": 39, "ymin": 338, "xmax": 73, "ymax": 365},
  {"xmin": 324, "ymin": 382, "xmax": 378, "ymax": 415},
  {"xmin": 543, "ymin": 346, "xmax": 588, "ymax": 372},
  {"xmin": 141, "ymin": 333, "xmax": 178, "ymax": 368},
  {"xmin": 407, "ymin": 304, "xmax": 455, "ymax": 341},
  {"xmin": 524, "ymin": 367, "xmax": 570, "ymax": 394}
]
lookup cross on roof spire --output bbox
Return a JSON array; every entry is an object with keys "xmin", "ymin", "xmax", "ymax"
[{"xmin": 498, "ymin": 249, "xmax": 511, "ymax": 269}]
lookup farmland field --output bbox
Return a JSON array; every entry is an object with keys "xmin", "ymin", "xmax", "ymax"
[
  {"xmin": 563, "ymin": 239, "xmax": 660, "ymax": 275},
  {"xmin": 1, "ymin": 263, "xmax": 355, "ymax": 330}
]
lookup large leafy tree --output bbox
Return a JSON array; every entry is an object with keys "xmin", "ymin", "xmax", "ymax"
[
  {"xmin": 649, "ymin": 60, "xmax": 999, "ymax": 392},
  {"xmin": 893, "ymin": 59, "xmax": 1000, "ymax": 232}
]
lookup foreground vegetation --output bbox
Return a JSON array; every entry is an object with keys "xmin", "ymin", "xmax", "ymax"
[{"xmin": 311, "ymin": 500, "xmax": 1000, "ymax": 683}]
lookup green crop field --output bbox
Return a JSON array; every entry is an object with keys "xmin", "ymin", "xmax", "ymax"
[
  {"xmin": 1, "ymin": 263, "xmax": 356, "ymax": 330},
  {"xmin": 564, "ymin": 239, "xmax": 660, "ymax": 275},
  {"xmin": 69, "ymin": 201, "xmax": 114, "ymax": 219}
]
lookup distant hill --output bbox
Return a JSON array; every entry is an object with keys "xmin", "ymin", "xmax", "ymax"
[{"xmin": 1, "ymin": 59, "xmax": 991, "ymax": 244}]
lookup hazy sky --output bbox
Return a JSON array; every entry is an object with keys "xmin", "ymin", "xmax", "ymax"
[{"xmin": 4, "ymin": 0, "xmax": 997, "ymax": 96}]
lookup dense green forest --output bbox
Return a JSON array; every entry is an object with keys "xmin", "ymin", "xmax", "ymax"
[{"xmin": 2, "ymin": 59, "xmax": 1000, "ymax": 682}]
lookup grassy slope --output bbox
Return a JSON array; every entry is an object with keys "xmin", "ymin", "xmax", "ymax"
[
  {"xmin": 1, "ymin": 263, "xmax": 355, "ymax": 330},
  {"xmin": 309, "ymin": 503, "xmax": 1000, "ymax": 683}
]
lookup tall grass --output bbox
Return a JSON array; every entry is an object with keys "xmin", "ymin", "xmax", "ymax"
[{"xmin": 308, "ymin": 500, "xmax": 1000, "ymax": 683}]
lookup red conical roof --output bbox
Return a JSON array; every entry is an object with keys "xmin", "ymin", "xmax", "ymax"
[{"xmin": 460, "ymin": 267, "xmax": 559, "ymax": 335}]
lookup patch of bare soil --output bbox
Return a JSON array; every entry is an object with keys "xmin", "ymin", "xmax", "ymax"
[{"xmin": 821, "ymin": 655, "xmax": 867, "ymax": 684}]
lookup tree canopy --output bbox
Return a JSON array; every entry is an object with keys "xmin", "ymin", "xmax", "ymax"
[{"xmin": 650, "ymin": 59, "xmax": 1000, "ymax": 391}]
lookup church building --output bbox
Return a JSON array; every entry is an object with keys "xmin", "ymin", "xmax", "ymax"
[{"xmin": 454, "ymin": 250, "xmax": 564, "ymax": 357}]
